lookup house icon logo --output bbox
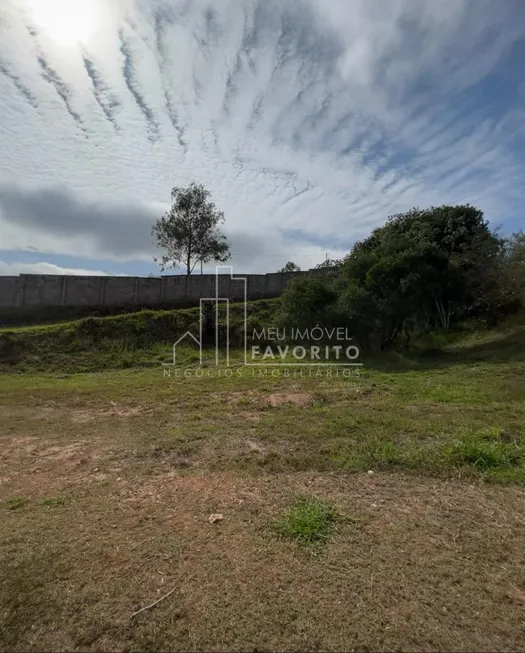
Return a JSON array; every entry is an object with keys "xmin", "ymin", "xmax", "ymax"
[
  {"xmin": 163, "ymin": 266, "xmax": 247, "ymax": 368},
  {"xmin": 167, "ymin": 331, "xmax": 202, "ymax": 367}
]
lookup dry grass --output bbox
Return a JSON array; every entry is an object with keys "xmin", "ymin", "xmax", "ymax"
[
  {"xmin": 2, "ymin": 461, "xmax": 525, "ymax": 652},
  {"xmin": 1, "ymin": 333, "xmax": 525, "ymax": 650}
]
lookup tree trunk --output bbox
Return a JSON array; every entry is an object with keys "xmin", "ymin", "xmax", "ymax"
[
  {"xmin": 186, "ymin": 226, "xmax": 193, "ymax": 275},
  {"xmin": 435, "ymin": 298, "xmax": 451, "ymax": 331},
  {"xmin": 380, "ymin": 319, "xmax": 404, "ymax": 351}
]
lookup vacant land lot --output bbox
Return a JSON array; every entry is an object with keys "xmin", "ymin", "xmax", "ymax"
[{"xmin": 1, "ymin": 327, "xmax": 525, "ymax": 651}]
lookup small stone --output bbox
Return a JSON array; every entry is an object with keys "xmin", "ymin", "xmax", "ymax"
[
  {"xmin": 208, "ymin": 513, "xmax": 224, "ymax": 523},
  {"xmin": 367, "ymin": 470, "xmax": 374, "ymax": 475}
]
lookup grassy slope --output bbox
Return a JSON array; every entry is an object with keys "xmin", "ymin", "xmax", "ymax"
[{"xmin": 0, "ymin": 298, "xmax": 279, "ymax": 373}]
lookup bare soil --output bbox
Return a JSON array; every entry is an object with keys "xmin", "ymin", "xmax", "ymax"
[
  {"xmin": 1, "ymin": 410, "xmax": 525, "ymax": 652},
  {"xmin": 1, "ymin": 361, "xmax": 524, "ymax": 651}
]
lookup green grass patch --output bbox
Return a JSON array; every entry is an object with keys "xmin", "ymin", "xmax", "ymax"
[
  {"xmin": 4, "ymin": 497, "xmax": 28, "ymax": 511},
  {"xmin": 41, "ymin": 495, "xmax": 71, "ymax": 508},
  {"xmin": 272, "ymin": 495, "xmax": 342, "ymax": 546},
  {"xmin": 444, "ymin": 430, "xmax": 524, "ymax": 472}
]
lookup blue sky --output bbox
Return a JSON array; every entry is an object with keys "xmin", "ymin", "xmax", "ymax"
[{"xmin": 0, "ymin": 0, "xmax": 524, "ymax": 276}]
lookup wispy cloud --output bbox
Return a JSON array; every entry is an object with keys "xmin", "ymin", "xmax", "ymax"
[
  {"xmin": 118, "ymin": 27, "xmax": 160, "ymax": 142},
  {"xmin": 81, "ymin": 53, "xmax": 121, "ymax": 130},
  {"xmin": 0, "ymin": 60, "xmax": 38, "ymax": 108},
  {"xmin": 0, "ymin": 0, "xmax": 524, "ymax": 275},
  {"xmin": 152, "ymin": 10, "xmax": 187, "ymax": 151},
  {"xmin": 36, "ymin": 52, "xmax": 85, "ymax": 130}
]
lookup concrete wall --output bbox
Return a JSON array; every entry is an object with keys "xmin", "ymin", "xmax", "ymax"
[
  {"xmin": 0, "ymin": 277, "xmax": 20, "ymax": 307},
  {"xmin": 0, "ymin": 270, "xmax": 323, "ymax": 311}
]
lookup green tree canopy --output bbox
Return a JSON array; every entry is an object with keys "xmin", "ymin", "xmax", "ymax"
[
  {"xmin": 314, "ymin": 258, "xmax": 342, "ymax": 269},
  {"xmin": 278, "ymin": 204, "xmax": 508, "ymax": 352},
  {"xmin": 153, "ymin": 183, "xmax": 231, "ymax": 275},
  {"xmin": 279, "ymin": 261, "xmax": 301, "ymax": 273},
  {"xmin": 342, "ymin": 205, "xmax": 503, "ymax": 333}
]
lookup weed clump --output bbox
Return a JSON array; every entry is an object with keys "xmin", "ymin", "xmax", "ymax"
[{"xmin": 272, "ymin": 495, "xmax": 341, "ymax": 546}]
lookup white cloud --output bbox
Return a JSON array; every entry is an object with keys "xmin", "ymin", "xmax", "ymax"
[
  {"xmin": 0, "ymin": 260, "xmax": 111, "ymax": 276},
  {"xmin": 0, "ymin": 0, "xmax": 523, "ymax": 274}
]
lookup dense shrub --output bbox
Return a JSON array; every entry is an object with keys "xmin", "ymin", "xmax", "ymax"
[{"xmin": 278, "ymin": 205, "xmax": 522, "ymax": 352}]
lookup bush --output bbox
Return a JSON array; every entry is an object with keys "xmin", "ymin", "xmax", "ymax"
[{"xmin": 0, "ymin": 333, "xmax": 20, "ymax": 365}]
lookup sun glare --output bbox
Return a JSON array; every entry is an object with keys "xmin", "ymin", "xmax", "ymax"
[{"xmin": 28, "ymin": 0, "xmax": 101, "ymax": 47}]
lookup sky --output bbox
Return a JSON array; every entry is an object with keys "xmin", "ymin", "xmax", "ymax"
[{"xmin": 0, "ymin": 0, "xmax": 524, "ymax": 277}]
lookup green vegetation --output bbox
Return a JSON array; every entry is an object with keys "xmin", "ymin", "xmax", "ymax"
[
  {"xmin": 153, "ymin": 182, "xmax": 230, "ymax": 274},
  {"xmin": 272, "ymin": 495, "xmax": 342, "ymax": 546},
  {"xmin": 0, "ymin": 322, "xmax": 523, "ymax": 483},
  {"xmin": 4, "ymin": 497, "xmax": 28, "ymax": 511},
  {"xmin": 0, "ymin": 298, "xmax": 280, "ymax": 373},
  {"xmin": 278, "ymin": 261, "xmax": 301, "ymax": 273},
  {"xmin": 3, "ymin": 204, "xmax": 524, "ymax": 375},
  {"xmin": 279, "ymin": 206, "xmax": 525, "ymax": 352},
  {"xmin": 41, "ymin": 495, "xmax": 71, "ymax": 508}
]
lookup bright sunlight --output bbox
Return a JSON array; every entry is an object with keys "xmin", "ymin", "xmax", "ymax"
[{"xmin": 27, "ymin": 0, "xmax": 101, "ymax": 47}]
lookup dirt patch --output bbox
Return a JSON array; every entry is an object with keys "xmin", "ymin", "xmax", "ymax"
[
  {"xmin": 245, "ymin": 438, "xmax": 266, "ymax": 454},
  {"xmin": 224, "ymin": 391, "xmax": 257, "ymax": 404},
  {"xmin": 38, "ymin": 442, "xmax": 87, "ymax": 461},
  {"xmin": 243, "ymin": 412, "xmax": 262, "ymax": 422},
  {"xmin": 2, "ymin": 436, "xmax": 41, "ymax": 455},
  {"xmin": 1, "ymin": 437, "xmax": 88, "ymax": 467},
  {"xmin": 6, "ymin": 436, "xmax": 40, "ymax": 448},
  {"xmin": 121, "ymin": 471, "xmax": 241, "ymax": 508},
  {"xmin": 0, "ymin": 434, "xmax": 115, "ymax": 495},
  {"xmin": 223, "ymin": 390, "xmax": 313, "ymax": 409},
  {"xmin": 71, "ymin": 402, "xmax": 145, "ymax": 423},
  {"xmin": 266, "ymin": 392, "xmax": 313, "ymax": 408}
]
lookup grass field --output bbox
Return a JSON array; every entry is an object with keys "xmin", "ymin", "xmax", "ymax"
[{"xmin": 1, "ymin": 320, "xmax": 525, "ymax": 651}]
